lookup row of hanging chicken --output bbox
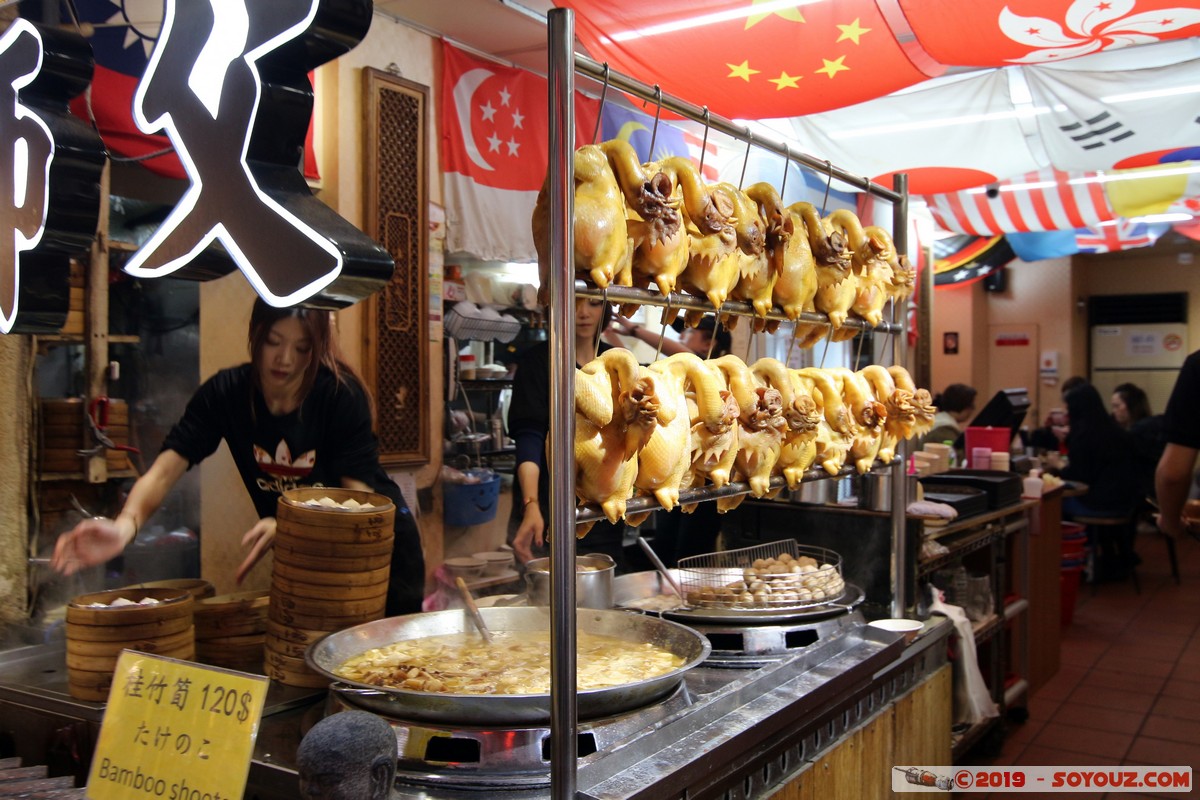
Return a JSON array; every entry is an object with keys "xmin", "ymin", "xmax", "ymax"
[
  {"xmin": 574, "ymin": 349, "xmax": 936, "ymax": 533},
  {"xmin": 534, "ymin": 139, "xmax": 915, "ymax": 339}
]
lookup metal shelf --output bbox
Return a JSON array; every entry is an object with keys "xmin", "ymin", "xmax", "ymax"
[{"xmin": 575, "ymin": 282, "xmax": 903, "ymax": 334}]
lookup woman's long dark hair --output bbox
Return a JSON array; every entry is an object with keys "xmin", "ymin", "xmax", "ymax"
[
  {"xmin": 1064, "ymin": 383, "xmax": 1121, "ymax": 447},
  {"xmin": 247, "ymin": 298, "xmax": 374, "ymax": 420}
]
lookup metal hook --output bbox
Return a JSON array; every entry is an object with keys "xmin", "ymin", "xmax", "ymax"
[
  {"xmin": 698, "ymin": 107, "xmax": 712, "ymax": 176},
  {"xmin": 655, "ymin": 294, "xmax": 672, "ymax": 362},
  {"xmin": 854, "ymin": 329, "xmax": 865, "ymax": 369},
  {"xmin": 592, "ymin": 63, "xmax": 611, "ymax": 143},
  {"xmin": 648, "ymin": 84, "xmax": 664, "ymax": 160},
  {"xmin": 738, "ymin": 131, "xmax": 754, "ymax": 190},
  {"xmin": 820, "ymin": 160, "xmax": 834, "ymax": 217},
  {"xmin": 786, "ymin": 322, "xmax": 798, "ymax": 365},
  {"xmin": 818, "ymin": 328, "xmax": 833, "ymax": 369},
  {"xmin": 780, "ymin": 143, "xmax": 791, "ymax": 198},
  {"xmin": 707, "ymin": 317, "xmax": 721, "ymax": 360},
  {"xmin": 597, "ymin": 288, "xmax": 608, "ymax": 361}
]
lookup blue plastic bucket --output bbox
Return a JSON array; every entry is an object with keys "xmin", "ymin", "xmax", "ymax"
[{"xmin": 444, "ymin": 474, "xmax": 502, "ymax": 526}]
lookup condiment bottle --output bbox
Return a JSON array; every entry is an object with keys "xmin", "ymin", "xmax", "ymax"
[{"xmin": 1022, "ymin": 469, "xmax": 1044, "ymax": 499}]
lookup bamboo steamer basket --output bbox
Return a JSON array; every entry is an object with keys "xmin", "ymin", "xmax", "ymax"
[
  {"xmin": 270, "ymin": 560, "xmax": 391, "ymax": 587},
  {"xmin": 272, "ymin": 548, "xmax": 393, "ymax": 573},
  {"xmin": 270, "ymin": 588, "xmax": 387, "ymax": 619},
  {"xmin": 270, "ymin": 573, "xmax": 389, "ymax": 601},
  {"xmin": 193, "ymin": 591, "xmax": 269, "ymax": 638},
  {"xmin": 66, "ymin": 588, "xmax": 194, "ymax": 702},
  {"xmin": 193, "ymin": 591, "xmax": 269, "ymax": 669},
  {"xmin": 117, "ymin": 578, "xmax": 215, "ymax": 601},
  {"xmin": 266, "ymin": 488, "xmax": 395, "ymax": 687}
]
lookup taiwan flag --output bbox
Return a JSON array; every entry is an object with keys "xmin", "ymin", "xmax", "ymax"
[
  {"xmin": 441, "ymin": 41, "xmax": 599, "ymax": 261},
  {"xmin": 66, "ymin": 0, "xmax": 318, "ymax": 181}
]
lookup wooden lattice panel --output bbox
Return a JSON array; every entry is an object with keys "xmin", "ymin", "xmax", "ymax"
[{"xmin": 362, "ymin": 69, "xmax": 429, "ymax": 467}]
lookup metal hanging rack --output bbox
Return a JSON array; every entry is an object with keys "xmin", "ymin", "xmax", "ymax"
[{"xmin": 543, "ymin": 9, "xmax": 913, "ymax": 797}]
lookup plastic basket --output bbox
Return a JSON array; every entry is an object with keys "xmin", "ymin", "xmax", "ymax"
[
  {"xmin": 443, "ymin": 473, "xmax": 502, "ymax": 526},
  {"xmin": 1062, "ymin": 538, "xmax": 1087, "ymax": 562},
  {"xmin": 677, "ymin": 541, "xmax": 844, "ymax": 610},
  {"xmin": 965, "ymin": 426, "xmax": 1012, "ymax": 455},
  {"xmin": 444, "ymin": 305, "xmax": 521, "ymax": 343}
]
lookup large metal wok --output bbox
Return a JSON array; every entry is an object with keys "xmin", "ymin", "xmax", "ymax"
[{"xmin": 306, "ymin": 606, "xmax": 710, "ymax": 725}]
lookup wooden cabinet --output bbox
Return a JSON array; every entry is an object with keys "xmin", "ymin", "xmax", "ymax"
[
  {"xmin": 778, "ymin": 664, "xmax": 952, "ymax": 800},
  {"xmin": 1027, "ymin": 487, "xmax": 1064, "ymax": 693}
]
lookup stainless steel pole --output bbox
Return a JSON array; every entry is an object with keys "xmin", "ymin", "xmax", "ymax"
[
  {"xmin": 890, "ymin": 173, "xmax": 910, "ymax": 619},
  {"xmin": 546, "ymin": 8, "xmax": 578, "ymax": 799}
]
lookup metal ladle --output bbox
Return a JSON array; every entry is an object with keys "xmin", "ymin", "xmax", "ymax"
[
  {"xmin": 636, "ymin": 536, "xmax": 684, "ymax": 598},
  {"xmin": 455, "ymin": 577, "xmax": 493, "ymax": 643}
]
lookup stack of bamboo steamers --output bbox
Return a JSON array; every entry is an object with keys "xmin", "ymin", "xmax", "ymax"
[{"xmin": 264, "ymin": 488, "xmax": 395, "ymax": 687}]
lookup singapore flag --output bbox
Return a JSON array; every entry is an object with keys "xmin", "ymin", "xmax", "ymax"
[{"xmin": 441, "ymin": 42, "xmax": 598, "ymax": 262}]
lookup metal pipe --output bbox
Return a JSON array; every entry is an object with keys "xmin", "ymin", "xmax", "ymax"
[
  {"xmin": 573, "ymin": 53, "xmax": 902, "ymax": 203},
  {"xmin": 889, "ymin": 173, "xmax": 910, "ymax": 619},
  {"xmin": 546, "ymin": 9, "xmax": 577, "ymax": 798},
  {"xmin": 574, "ymin": 282, "xmax": 903, "ymax": 334}
]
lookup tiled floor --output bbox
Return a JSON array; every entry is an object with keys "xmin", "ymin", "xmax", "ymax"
[{"xmin": 963, "ymin": 524, "xmax": 1200, "ymax": 797}]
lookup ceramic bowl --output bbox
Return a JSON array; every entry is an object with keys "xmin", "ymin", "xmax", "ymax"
[
  {"xmin": 444, "ymin": 556, "xmax": 486, "ymax": 580},
  {"xmin": 867, "ymin": 618, "xmax": 924, "ymax": 644}
]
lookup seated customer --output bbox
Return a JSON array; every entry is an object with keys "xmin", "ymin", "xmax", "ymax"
[
  {"xmin": 1060, "ymin": 383, "xmax": 1142, "ymax": 579},
  {"xmin": 1111, "ymin": 382, "xmax": 1166, "ymax": 501},
  {"xmin": 1028, "ymin": 375, "xmax": 1088, "ymax": 454},
  {"xmin": 921, "ymin": 383, "xmax": 977, "ymax": 460}
]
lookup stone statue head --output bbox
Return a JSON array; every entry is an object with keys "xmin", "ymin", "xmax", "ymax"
[{"xmin": 297, "ymin": 710, "xmax": 397, "ymax": 800}]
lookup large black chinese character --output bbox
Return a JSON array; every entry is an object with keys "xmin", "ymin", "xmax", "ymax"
[
  {"xmin": 124, "ymin": 0, "xmax": 393, "ymax": 308},
  {"xmin": 0, "ymin": 19, "xmax": 103, "ymax": 334}
]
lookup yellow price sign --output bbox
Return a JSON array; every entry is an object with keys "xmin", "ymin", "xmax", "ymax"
[{"xmin": 87, "ymin": 651, "xmax": 269, "ymax": 800}]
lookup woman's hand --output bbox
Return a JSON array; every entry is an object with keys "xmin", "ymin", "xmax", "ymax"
[
  {"xmin": 236, "ymin": 517, "xmax": 277, "ymax": 584},
  {"xmin": 512, "ymin": 503, "xmax": 544, "ymax": 565},
  {"xmin": 51, "ymin": 517, "xmax": 130, "ymax": 576}
]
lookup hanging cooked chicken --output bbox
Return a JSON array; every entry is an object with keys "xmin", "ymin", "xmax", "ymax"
[
  {"xmin": 677, "ymin": 181, "xmax": 741, "ymax": 321},
  {"xmin": 532, "ymin": 144, "xmax": 632, "ymax": 305},
  {"xmin": 792, "ymin": 202, "xmax": 854, "ymax": 345},
  {"xmin": 860, "ymin": 364, "xmax": 927, "ymax": 464},
  {"xmin": 797, "ymin": 367, "xmax": 855, "ymax": 475},
  {"xmin": 751, "ymin": 358, "xmax": 821, "ymax": 491},
  {"xmin": 866, "ymin": 225, "xmax": 916, "ymax": 308},
  {"xmin": 574, "ymin": 348, "xmax": 663, "ymax": 532},
  {"xmin": 827, "ymin": 367, "xmax": 888, "ymax": 474},
  {"xmin": 772, "ymin": 202, "xmax": 820, "ymax": 343},
  {"xmin": 679, "ymin": 380, "xmax": 741, "ymax": 512},
  {"xmin": 888, "ymin": 365, "xmax": 937, "ymax": 437},
  {"xmin": 734, "ymin": 183, "xmax": 786, "ymax": 331},
  {"xmin": 628, "ymin": 352, "xmax": 730, "ymax": 522},
  {"xmin": 711, "ymin": 355, "xmax": 786, "ymax": 506},
  {"xmin": 829, "ymin": 210, "xmax": 894, "ymax": 337}
]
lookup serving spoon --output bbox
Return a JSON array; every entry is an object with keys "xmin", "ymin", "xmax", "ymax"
[{"xmin": 455, "ymin": 577, "xmax": 493, "ymax": 643}]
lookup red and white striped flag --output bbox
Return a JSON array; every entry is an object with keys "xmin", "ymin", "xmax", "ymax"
[{"xmin": 923, "ymin": 168, "xmax": 1115, "ymax": 236}]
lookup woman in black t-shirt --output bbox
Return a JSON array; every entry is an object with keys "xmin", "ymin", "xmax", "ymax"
[{"xmin": 51, "ymin": 299, "xmax": 426, "ymax": 615}]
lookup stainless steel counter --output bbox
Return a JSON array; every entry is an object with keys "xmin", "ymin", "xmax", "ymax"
[{"xmin": 0, "ymin": 618, "xmax": 951, "ymax": 799}]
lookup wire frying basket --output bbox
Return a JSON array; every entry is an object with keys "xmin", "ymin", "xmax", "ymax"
[{"xmin": 677, "ymin": 541, "xmax": 845, "ymax": 610}]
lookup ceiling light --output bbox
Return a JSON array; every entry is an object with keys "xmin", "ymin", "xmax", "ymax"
[
  {"xmin": 1069, "ymin": 164, "xmax": 1200, "ymax": 186},
  {"xmin": 609, "ymin": 0, "xmax": 821, "ymax": 43},
  {"xmin": 1101, "ymin": 84, "xmax": 1200, "ymax": 103},
  {"xmin": 1129, "ymin": 212, "xmax": 1194, "ymax": 224}
]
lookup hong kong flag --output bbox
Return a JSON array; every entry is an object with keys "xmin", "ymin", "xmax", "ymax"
[
  {"xmin": 441, "ymin": 41, "xmax": 598, "ymax": 261},
  {"xmin": 66, "ymin": 0, "xmax": 319, "ymax": 182}
]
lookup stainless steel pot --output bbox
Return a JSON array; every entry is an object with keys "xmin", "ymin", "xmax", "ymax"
[
  {"xmin": 305, "ymin": 606, "xmax": 710, "ymax": 724},
  {"xmin": 525, "ymin": 553, "xmax": 614, "ymax": 608}
]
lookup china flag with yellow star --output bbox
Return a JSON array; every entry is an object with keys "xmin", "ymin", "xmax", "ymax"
[{"xmin": 557, "ymin": 0, "xmax": 930, "ymax": 119}]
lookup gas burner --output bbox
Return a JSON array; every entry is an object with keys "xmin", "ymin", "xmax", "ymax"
[
  {"xmin": 674, "ymin": 609, "xmax": 866, "ymax": 668},
  {"xmin": 320, "ymin": 680, "xmax": 698, "ymax": 788}
]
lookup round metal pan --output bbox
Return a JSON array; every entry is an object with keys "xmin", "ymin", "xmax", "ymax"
[{"xmin": 305, "ymin": 606, "xmax": 710, "ymax": 725}]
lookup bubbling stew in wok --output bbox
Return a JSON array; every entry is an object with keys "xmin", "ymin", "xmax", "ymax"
[{"xmin": 335, "ymin": 631, "xmax": 685, "ymax": 694}]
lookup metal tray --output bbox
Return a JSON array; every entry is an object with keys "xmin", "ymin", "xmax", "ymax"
[{"xmin": 662, "ymin": 583, "xmax": 864, "ymax": 625}]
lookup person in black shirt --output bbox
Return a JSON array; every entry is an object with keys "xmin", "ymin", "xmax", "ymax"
[
  {"xmin": 509, "ymin": 297, "xmax": 627, "ymax": 569},
  {"xmin": 52, "ymin": 299, "xmax": 425, "ymax": 614},
  {"xmin": 1157, "ymin": 349, "xmax": 1200, "ymax": 540}
]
